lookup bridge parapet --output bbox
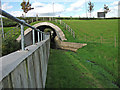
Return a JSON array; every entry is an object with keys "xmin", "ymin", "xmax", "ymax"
[{"xmin": 0, "ymin": 37, "xmax": 50, "ymax": 88}]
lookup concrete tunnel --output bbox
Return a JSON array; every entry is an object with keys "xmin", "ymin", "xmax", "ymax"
[
  {"xmin": 36, "ymin": 25, "xmax": 57, "ymax": 48},
  {"xmin": 17, "ymin": 22, "xmax": 67, "ymax": 48},
  {"xmin": 17, "ymin": 22, "xmax": 87, "ymax": 52}
]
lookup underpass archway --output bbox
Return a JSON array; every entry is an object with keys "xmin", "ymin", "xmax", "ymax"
[{"xmin": 17, "ymin": 22, "xmax": 67, "ymax": 47}]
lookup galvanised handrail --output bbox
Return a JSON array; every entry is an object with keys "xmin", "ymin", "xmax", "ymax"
[
  {"xmin": 0, "ymin": 9, "xmax": 40, "ymax": 32},
  {"xmin": 0, "ymin": 9, "xmax": 46, "ymax": 51}
]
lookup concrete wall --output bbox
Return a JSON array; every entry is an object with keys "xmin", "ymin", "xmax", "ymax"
[
  {"xmin": 17, "ymin": 22, "xmax": 67, "ymax": 42},
  {"xmin": 54, "ymin": 36, "xmax": 87, "ymax": 52},
  {"xmin": 0, "ymin": 37, "xmax": 50, "ymax": 88},
  {"xmin": 24, "ymin": 31, "xmax": 33, "ymax": 46}
]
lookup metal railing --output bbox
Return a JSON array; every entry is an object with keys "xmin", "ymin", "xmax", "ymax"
[{"xmin": 0, "ymin": 9, "xmax": 49, "ymax": 51}]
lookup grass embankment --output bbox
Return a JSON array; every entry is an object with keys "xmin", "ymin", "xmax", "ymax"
[
  {"xmin": 46, "ymin": 19, "xmax": 118, "ymax": 88},
  {"xmin": 2, "ymin": 21, "xmax": 42, "ymax": 56},
  {"xmin": 3, "ymin": 19, "xmax": 119, "ymax": 88}
]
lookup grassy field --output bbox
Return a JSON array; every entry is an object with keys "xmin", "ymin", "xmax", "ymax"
[
  {"xmin": 45, "ymin": 19, "xmax": 119, "ymax": 88},
  {"xmin": 2, "ymin": 19, "xmax": 119, "ymax": 88},
  {"xmin": 63, "ymin": 20, "xmax": 118, "ymax": 44}
]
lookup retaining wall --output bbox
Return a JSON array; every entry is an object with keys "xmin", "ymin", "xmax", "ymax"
[{"xmin": 0, "ymin": 37, "xmax": 50, "ymax": 88}]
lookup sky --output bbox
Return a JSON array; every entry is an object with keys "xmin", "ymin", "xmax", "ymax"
[{"xmin": 1, "ymin": 0, "xmax": 120, "ymax": 18}]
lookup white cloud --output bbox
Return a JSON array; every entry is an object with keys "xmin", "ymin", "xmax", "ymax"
[
  {"xmin": 27, "ymin": 2, "xmax": 65, "ymax": 17},
  {"xmin": 4, "ymin": 0, "xmax": 120, "ymax": 17},
  {"xmin": 107, "ymin": 1, "xmax": 119, "ymax": 17},
  {"xmin": 106, "ymin": 6, "xmax": 118, "ymax": 17},
  {"xmin": 110, "ymin": 1, "xmax": 119, "ymax": 6},
  {"xmin": 2, "ymin": 3, "xmax": 13, "ymax": 10},
  {"xmin": 10, "ymin": 11, "xmax": 23, "ymax": 17},
  {"xmin": 2, "ymin": 0, "xmax": 118, "ymax": 3},
  {"xmin": 31, "ymin": 2, "xmax": 45, "ymax": 8},
  {"xmin": 66, "ymin": 0, "xmax": 85, "ymax": 12},
  {"xmin": 81, "ymin": 0, "xmax": 119, "ymax": 18},
  {"xmin": 8, "ymin": 2, "xmax": 65, "ymax": 17}
]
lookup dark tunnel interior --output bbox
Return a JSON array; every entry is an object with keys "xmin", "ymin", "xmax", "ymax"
[{"xmin": 34, "ymin": 25, "xmax": 57, "ymax": 48}]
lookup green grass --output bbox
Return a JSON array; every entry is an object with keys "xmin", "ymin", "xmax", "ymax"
[
  {"xmin": 4, "ymin": 27, "xmax": 15, "ymax": 33},
  {"xmin": 63, "ymin": 20, "xmax": 118, "ymax": 44},
  {"xmin": 3, "ymin": 21, "xmax": 42, "ymax": 39},
  {"xmin": 3, "ymin": 19, "xmax": 119, "ymax": 88},
  {"xmin": 45, "ymin": 19, "xmax": 119, "ymax": 88}
]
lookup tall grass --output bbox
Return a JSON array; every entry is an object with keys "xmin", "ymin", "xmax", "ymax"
[{"xmin": 46, "ymin": 19, "xmax": 119, "ymax": 88}]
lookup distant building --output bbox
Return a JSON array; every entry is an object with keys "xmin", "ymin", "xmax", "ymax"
[{"xmin": 97, "ymin": 12, "xmax": 105, "ymax": 18}]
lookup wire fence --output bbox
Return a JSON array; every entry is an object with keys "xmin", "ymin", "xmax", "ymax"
[
  {"xmin": 78, "ymin": 34, "xmax": 117, "ymax": 47},
  {"xmin": 23, "ymin": 17, "xmax": 76, "ymax": 39},
  {"xmin": 3, "ymin": 17, "xmax": 117, "ymax": 48}
]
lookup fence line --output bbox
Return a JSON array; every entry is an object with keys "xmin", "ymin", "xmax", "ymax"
[
  {"xmin": 21, "ymin": 18, "xmax": 76, "ymax": 38},
  {"xmin": 80, "ymin": 34, "xmax": 117, "ymax": 47},
  {"xmin": 4, "ymin": 17, "xmax": 117, "ymax": 48}
]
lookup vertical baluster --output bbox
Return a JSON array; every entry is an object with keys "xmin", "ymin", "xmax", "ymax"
[
  {"xmin": 21, "ymin": 23, "xmax": 25, "ymax": 50},
  {"xmin": 41, "ymin": 31, "xmax": 43, "ymax": 41},
  {"xmin": 32, "ymin": 29, "xmax": 35, "ymax": 45},
  {"xmin": 38, "ymin": 31, "xmax": 40, "ymax": 42}
]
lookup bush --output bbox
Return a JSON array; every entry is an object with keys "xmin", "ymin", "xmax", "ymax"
[{"xmin": 2, "ymin": 37, "xmax": 21, "ymax": 56}]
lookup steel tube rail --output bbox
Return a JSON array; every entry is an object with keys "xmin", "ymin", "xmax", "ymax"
[
  {"xmin": 0, "ymin": 9, "xmax": 46, "ymax": 51},
  {"xmin": 0, "ymin": 9, "xmax": 40, "ymax": 32},
  {"xmin": 38, "ymin": 32, "xmax": 40, "ymax": 42},
  {"xmin": 21, "ymin": 24, "xmax": 25, "ymax": 50},
  {"xmin": 32, "ymin": 29, "xmax": 35, "ymax": 45},
  {"xmin": 41, "ymin": 32, "xmax": 43, "ymax": 41}
]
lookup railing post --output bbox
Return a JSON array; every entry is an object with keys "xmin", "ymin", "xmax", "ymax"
[
  {"xmin": 32, "ymin": 29, "xmax": 35, "ymax": 45},
  {"xmin": 20, "ymin": 21, "xmax": 25, "ymax": 50},
  {"xmin": 38, "ymin": 31, "xmax": 40, "ymax": 42},
  {"xmin": 43, "ymin": 32, "xmax": 44, "ymax": 40},
  {"xmin": 41, "ymin": 31, "xmax": 43, "ymax": 41}
]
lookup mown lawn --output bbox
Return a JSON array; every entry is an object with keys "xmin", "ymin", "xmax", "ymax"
[
  {"xmin": 45, "ymin": 19, "xmax": 119, "ymax": 88},
  {"xmin": 3, "ymin": 19, "xmax": 119, "ymax": 88},
  {"xmin": 62, "ymin": 19, "xmax": 118, "ymax": 43}
]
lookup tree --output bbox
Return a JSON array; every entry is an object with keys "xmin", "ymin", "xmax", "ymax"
[
  {"xmin": 88, "ymin": 1, "xmax": 94, "ymax": 18},
  {"xmin": 104, "ymin": 4, "xmax": 110, "ymax": 18},
  {"xmin": 104, "ymin": 4, "xmax": 110, "ymax": 13},
  {"xmin": 21, "ymin": 0, "xmax": 34, "ymax": 17}
]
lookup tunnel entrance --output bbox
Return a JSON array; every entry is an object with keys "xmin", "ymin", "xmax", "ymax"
[
  {"xmin": 36, "ymin": 25, "xmax": 57, "ymax": 48},
  {"xmin": 17, "ymin": 22, "xmax": 87, "ymax": 52}
]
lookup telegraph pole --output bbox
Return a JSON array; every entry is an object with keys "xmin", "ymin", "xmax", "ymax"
[
  {"xmin": 85, "ymin": 0, "xmax": 88, "ymax": 18},
  {"xmin": 53, "ymin": 2, "xmax": 54, "ymax": 16},
  {"xmin": 0, "ymin": 0, "xmax": 4, "ymax": 38}
]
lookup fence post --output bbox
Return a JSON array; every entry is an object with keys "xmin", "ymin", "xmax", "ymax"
[
  {"xmin": 49, "ymin": 17, "xmax": 51, "ymax": 21},
  {"xmin": 71, "ymin": 29, "xmax": 72, "ymax": 35},
  {"xmin": 60, "ymin": 20, "xmax": 61, "ymax": 24},
  {"xmin": 101, "ymin": 36, "xmax": 103, "ymax": 43},
  {"xmin": 20, "ymin": 21, "xmax": 25, "ymax": 50},
  {"xmin": 27, "ymin": 20, "xmax": 29, "ymax": 23},
  {"xmin": 32, "ymin": 29, "xmax": 35, "ymax": 45},
  {"xmin": 115, "ymin": 35, "xmax": 116, "ymax": 48},
  {"xmin": 55, "ymin": 19, "xmax": 57, "ymax": 23},
  {"xmin": 66, "ymin": 25, "xmax": 67, "ymax": 30},
  {"xmin": 73, "ymin": 31, "xmax": 75, "ymax": 38},
  {"xmin": 43, "ymin": 17, "xmax": 44, "ymax": 21},
  {"xmin": 36, "ymin": 14, "xmax": 38, "ymax": 21},
  {"xmin": 38, "ymin": 31, "xmax": 40, "ymax": 42},
  {"xmin": 68, "ymin": 27, "xmax": 70, "ymax": 32}
]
